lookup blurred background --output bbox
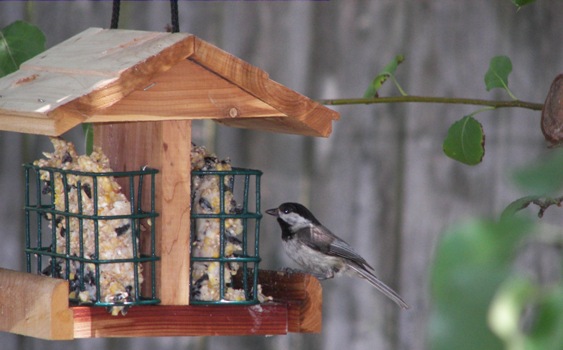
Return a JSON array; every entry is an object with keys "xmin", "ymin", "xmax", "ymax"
[{"xmin": 1, "ymin": 1, "xmax": 562, "ymax": 349}]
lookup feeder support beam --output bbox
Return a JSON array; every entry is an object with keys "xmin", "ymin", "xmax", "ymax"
[{"xmin": 94, "ymin": 120, "xmax": 192, "ymax": 305}]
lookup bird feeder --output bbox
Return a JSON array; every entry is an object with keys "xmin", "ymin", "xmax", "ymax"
[{"xmin": 0, "ymin": 28, "xmax": 338, "ymax": 339}]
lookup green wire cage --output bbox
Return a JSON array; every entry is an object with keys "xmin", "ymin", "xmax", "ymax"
[
  {"xmin": 190, "ymin": 167, "xmax": 262, "ymax": 305},
  {"xmin": 24, "ymin": 164, "xmax": 160, "ymax": 310}
]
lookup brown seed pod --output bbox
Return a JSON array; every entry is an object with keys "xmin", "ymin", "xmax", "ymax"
[{"xmin": 541, "ymin": 74, "xmax": 563, "ymax": 147}]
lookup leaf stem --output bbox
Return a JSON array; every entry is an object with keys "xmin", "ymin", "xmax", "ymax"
[
  {"xmin": 505, "ymin": 88, "xmax": 519, "ymax": 101},
  {"xmin": 467, "ymin": 106, "xmax": 496, "ymax": 118},
  {"xmin": 318, "ymin": 96, "xmax": 544, "ymax": 111},
  {"xmin": 497, "ymin": 76, "xmax": 519, "ymax": 101},
  {"xmin": 389, "ymin": 74, "xmax": 408, "ymax": 97}
]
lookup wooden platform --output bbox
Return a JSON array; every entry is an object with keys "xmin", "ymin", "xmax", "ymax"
[{"xmin": 0, "ymin": 268, "xmax": 322, "ymax": 340}]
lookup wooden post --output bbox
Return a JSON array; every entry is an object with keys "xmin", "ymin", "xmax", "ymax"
[{"xmin": 94, "ymin": 120, "xmax": 192, "ymax": 305}]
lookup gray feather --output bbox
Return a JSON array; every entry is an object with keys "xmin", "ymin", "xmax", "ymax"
[
  {"xmin": 299, "ymin": 225, "xmax": 373, "ymax": 269},
  {"xmin": 347, "ymin": 263, "xmax": 409, "ymax": 309}
]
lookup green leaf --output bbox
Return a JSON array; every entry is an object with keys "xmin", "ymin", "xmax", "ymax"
[
  {"xmin": 490, "ymin": 278, "xmax": 563, "ymax": 350},
  {"xmin": 501, "ymin": 196, "xmax": 563, "ymax": 220},
  {"xmin": 488, "ymin": 277, "xmax": 537, "ymax": 349},
  {"xmin": 512, "ymin": 0, "xmax": 536, "ymax": 8},
  {"xmin": 500, "ymin": 195, "xmax": 543, "ymax": 220},
  {"xmin": 485, "ymin": 56, "xmax": 517, "ymax": 99},
  {"xmin": 0, "ymin": 21, "xmax": 46, "ymax": 77},
  {"xmin": 429, "ymin": 218, "xmax": 532, "ymax": 350},
  {"xmin": 82, "ymin": 123, "xmax": 94, "ymax": 155},
  {"xmin": 363, "ymin": 55, "xmax": 405, "ymax": 98},
  {"xmin": 443, "ymin": 115, "xmax": 485, "ymax": 165},
  {"xmin": 513, "ymin": 149, "xmax": 563, "ymax": 194},
  {"xmin": 525, "ymin": 284, "xmax": 563, "ymax": 350}
]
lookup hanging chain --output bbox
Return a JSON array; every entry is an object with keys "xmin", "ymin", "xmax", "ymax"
[
  {"xmin": 109, "ymin": 0, "xmax": 179, "ymax": 32},
  {"xmin": 110, "ymin": 0, "xmax": 121, "ymax": 29},
  {"xmin": 170, "ymin": 0, "xmax": 180, "ymax": 32}
]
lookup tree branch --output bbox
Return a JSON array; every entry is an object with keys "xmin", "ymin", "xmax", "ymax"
[{"xmin": 318, "ymin": 96, "xmax": 544, "ymax": 111}]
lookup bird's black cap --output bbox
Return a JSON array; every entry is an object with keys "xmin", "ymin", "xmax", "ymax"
[{"xmin": 266, "ymin": 202, "xmax": 321, "ymax": 225}]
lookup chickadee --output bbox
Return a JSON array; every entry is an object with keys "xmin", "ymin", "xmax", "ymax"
[{"xmin": 266, "ymin": 202, "xmax": 409, "ymax": 309}]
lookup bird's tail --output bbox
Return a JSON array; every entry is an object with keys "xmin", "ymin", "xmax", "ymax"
[{"xmin": 348, "ymin": 264, "xmax": 410, "ymax": 309}]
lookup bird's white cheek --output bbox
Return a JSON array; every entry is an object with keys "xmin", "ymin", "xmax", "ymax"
[{"xmin": 279, "ymin": 212, "xmax": 311, "ymax": 230}]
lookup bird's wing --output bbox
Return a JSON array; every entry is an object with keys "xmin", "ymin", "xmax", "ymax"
[{"xmin": 299, "ymin": 225, "xmax": 374, "ymax": 270}]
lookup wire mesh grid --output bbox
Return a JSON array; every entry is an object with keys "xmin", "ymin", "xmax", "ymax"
[
  {"xmin": 24, "ymin": 164, "xmax": 160, "ymax": 309},
  {"xmin": 190, "ymin": 167, "xmax": 262, "ymax": 305}
]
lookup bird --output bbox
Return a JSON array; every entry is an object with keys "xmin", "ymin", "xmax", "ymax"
[{"xmin": 266, "ymin": 202, "xmax": 409, "ymax": 309}]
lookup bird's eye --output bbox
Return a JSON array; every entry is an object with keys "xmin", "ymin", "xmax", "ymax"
[{"xmin": 282, "ymin": 208, "xmax": 290, "ymax": 214}]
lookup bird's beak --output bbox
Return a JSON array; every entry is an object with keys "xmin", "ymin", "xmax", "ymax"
[{"xmin": 265, "ymin": 208, "xmax": 278, "ymax": 217}]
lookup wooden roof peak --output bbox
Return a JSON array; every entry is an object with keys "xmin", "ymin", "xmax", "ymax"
[{"xmin": 0, "ymin": 28, "xmax": 338, "ymax": 137}]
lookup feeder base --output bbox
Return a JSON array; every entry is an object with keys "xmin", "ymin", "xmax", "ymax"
[{"xmin": 0, "ymin": 269, "xmax": 321, "ymax": 339}]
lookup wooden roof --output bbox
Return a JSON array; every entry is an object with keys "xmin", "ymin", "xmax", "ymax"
[{"xmin": 0, "ymin": 28, "xmax": 338, "ymax": 137}]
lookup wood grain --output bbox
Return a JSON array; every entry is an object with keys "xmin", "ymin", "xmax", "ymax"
[
  {"xmin": 94, "ymin": 120, "xmax": 192, "ymax": 305},
  {"xmin": 71, "ymin": 269, "xmax": 321, "ymax": 337},
  {"xmin": 72, "ymin": 304, "xmax": 289, "ymax": 337},
  {"xmin": 0, "ymin": 28, "xmax": 195, "ymax": 135},
  {"xmin": 0, "ymin": 268, "xmax": 320, "ymax": 339},
  {"xmin": 0, "ymin": 268, "xmax": 73, "ymax": 340},
  {"xmin": 68, "ymin": 34, "xmax": 195, "ymax": 113},
  {"xmin": 91, "ymin": 59, "xmax": 285, "ymax": 121},
  {"xmin": 257, "ymin": 270, "xmax": 322, "ymax": 333},
  {"xmin": 0, "ymin": 28, "xmax": 337, "ymax": 137},
  {"xmin": 191, "ymin": 37, "xmax": 339, "ymax": 137},
  {"xmin": 234, "ymin": 270, "xmax": 322, "ymax": 333}
]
